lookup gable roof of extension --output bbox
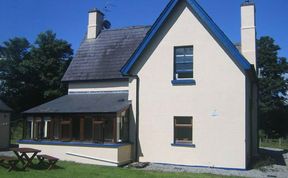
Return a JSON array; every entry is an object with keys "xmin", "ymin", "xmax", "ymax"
[
  {"xmin": 62, "ymin": 26, "xmax": 150, "ymax": 82},
  {"xmin": 0, "ymin": 99, "xmax": 13, "ymax": 112},
  {"xmin": 121, "ymin": 0, "xmax": 252, "ymax": 75}
]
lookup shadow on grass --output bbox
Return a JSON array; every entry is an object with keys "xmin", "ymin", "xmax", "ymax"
[
  {"xmin": 252, "ymin": 148, "xmax": 288, "ymax": 169},
  {"xmin": 29, "ymin": 162, "xmax": 64, "ymax": 171},
  {"xmin": 2, "ymin": 162, "xmax": 65, "ymax": 172}
]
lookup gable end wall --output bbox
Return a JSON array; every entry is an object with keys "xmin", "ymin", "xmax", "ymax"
[{"xmin": 129, "ymin": 1, "xmax": 247, "ymax": 169}]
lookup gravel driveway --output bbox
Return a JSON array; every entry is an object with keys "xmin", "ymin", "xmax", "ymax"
[{"xmin": 142, "ymin": 148, "xmax": 288, "ymax": 178}]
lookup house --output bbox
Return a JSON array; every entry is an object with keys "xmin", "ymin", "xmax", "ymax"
[
  {"xmin": 19, "ymin": 0, "xmax": 258, "ymax": 169},
  {"xmin": 0, "ymin": 99, "xmax": 12, "ymax": 149}
]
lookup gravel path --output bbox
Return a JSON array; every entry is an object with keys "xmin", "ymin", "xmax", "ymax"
[{"xmin": 143, "ymin": 148, "xmax": 288, "ymax": 178}]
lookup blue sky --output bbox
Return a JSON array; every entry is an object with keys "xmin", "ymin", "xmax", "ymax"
[{"xmin": 0, "ymin": 0, "xmax": 287, "ymax": 58}]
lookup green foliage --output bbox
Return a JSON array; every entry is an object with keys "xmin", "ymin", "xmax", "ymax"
[
  {"xmin": 0, "ymin": 31, "xmax": 73, "ymax": 112},
  {"xmin": 257, "ymin": 36, "xmax": 288, "ymax": 137}
]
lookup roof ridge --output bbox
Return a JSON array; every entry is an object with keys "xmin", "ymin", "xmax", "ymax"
[{"xmin": 102, "ymin": 25, "xmax": 151, "ymax": 32}]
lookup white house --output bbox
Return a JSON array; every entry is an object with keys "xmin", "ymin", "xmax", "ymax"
[
  {"xmin": 20, "ymin": 0, "xmax": 258, "ymax": 170},
  {"xmin": 0, "ymin": 99, "xmax": 12, "ymax": 149}
]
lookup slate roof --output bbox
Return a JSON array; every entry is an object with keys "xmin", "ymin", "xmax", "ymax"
[
  {"xmin": 0, "ymin": 99, "xmax": 13, "ymax": 112},
  {"xmin": 62, "ymin": 26, "xmax": 151, "ymax": 82},
  {"xmin": 23, "ymin": 93, "xmax": 130, "ymax": 114}
]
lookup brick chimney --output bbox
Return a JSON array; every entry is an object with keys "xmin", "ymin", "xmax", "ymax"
[
  {"xmin": 241, "ymin": 1, "xmax": 257, "ymax": 69},
  {"xmin": 87, "ymin": 8, "xmax": 104, "ymax": 39}
]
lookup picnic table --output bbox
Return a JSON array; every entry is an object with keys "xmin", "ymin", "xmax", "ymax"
[{"xmin": 10, "ymin": 148, "xmax": 41, "ymax": 170}]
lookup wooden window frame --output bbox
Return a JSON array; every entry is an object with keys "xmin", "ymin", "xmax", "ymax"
[{"xmin": 174, "ymin": 116, "xmax": 193, "ymax": 145}]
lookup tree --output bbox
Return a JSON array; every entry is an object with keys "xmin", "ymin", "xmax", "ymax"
[
  {"xmin": 0, "ymin": 31, "xmax": 73, "ymax": 112},
  {"xmin": 257, "ymin": 36, "xmax": 288, "ymax": 137}
]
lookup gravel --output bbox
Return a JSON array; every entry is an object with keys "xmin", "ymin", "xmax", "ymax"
[
  {"xmin": 1, "ymin": 147, "xmax": 287, "ymax": 177},
  {"xmin": 142, "ymin": 148, "xmax": 288, "ymax": 178},
  {"xmin": 143, "ymin": 163, "xmax": 288, "ymax": 178}
]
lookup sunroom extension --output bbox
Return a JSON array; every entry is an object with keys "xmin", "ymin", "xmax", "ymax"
[{"xmin": 21, "ymin": 93, "xmax": 131, "ymax": 145}]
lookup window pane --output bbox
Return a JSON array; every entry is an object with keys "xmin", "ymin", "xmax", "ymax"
[
  {"xmin": 174, "ymin": 117, "xmax": 193, "ymax": 144},
  {"xmin": 175, "ymin": 47, "xmax": 193, "ymax": 79},
  {"xmin": 61, "ymin": 124, "xmax": 71, "ymax": 140},
  {"xmin": 175, "ymin": 117, "xmax": 192, "ymax": 124},
  {"xmin": 72, "ymin": 118, "xmax": 80, "ymax": 140},
  {"xmin": 185, "ymin": 47, "xmax": 193, "ymax": 55},
  {"xmin": 175, "ymin": 48, "xmax": 185, "ymax": 55},
  {"xmin": 93, "ymin": 123, "xmax": 104, "ymax": 143},
  {"xmin": 84, "ymin": 118, "xmax": 92, "ymax": 140},
  {"xmin": 53, "ymin": 119, "xmax": 60, "ymax": 139},
  {"xmin": 26, "ymin": 121, "xmax": 32, "ymax": 139},
  {"xmin": 175, "ymin": 127, "xmax": 192, "ymax": 143},
  {"xmin": 104, "ymin": 119, "xmax": 114, "ymax": 142},
  {"xmin": 176, "ymin": 63, "xmax": 193, "ymax": 71}
]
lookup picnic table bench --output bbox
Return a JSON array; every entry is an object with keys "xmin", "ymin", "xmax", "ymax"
[
  {"xmin": 10, "ymin": 147, "xmax": 41, "ymax": 170},
  {"xmin": 0, "ymin": 156, "xmax": 19, "ymax": 172},
  {"xmin": 37, "ymin": 154, "xmax": 59, "ymax": 170}
]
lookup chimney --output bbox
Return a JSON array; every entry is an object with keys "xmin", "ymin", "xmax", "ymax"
[
  {"xmin": 87, "ymin": 8, "xmax": 104, "ymax": 39},
  {"xmin": 241, "ymin": 0, "xmax": 257, "ymax": 69}
]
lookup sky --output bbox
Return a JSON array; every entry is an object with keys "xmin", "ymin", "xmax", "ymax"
[{"xmin": 0, "ymin": 0, "xmax": 287, "ymax": 58}]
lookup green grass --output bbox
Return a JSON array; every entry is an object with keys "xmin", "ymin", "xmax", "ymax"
[
  {"xmin": 260, "ymin": 138, "xmax": 288, "ymax": 150},
  {"xmin": 0, "ymin": 161, "xmax": 240, "ymax": 178}
]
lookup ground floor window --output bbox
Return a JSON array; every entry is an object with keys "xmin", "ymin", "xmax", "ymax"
[
  {"xmin": 174, "ymin": 116, "xmax": 193, "ymax": 145},
  {"xmin": 24, "ymin": 112, "xmax": 129, "ymax": 144}
]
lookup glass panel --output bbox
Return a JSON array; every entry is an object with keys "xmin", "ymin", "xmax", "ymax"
[
  {"xmin": 53, "ymin": 119, "xmax": 60, "ymax": 140},
  {"xmin": 175, "ymin": 127, "xmax": 192, "ymax": 144},
  {"xmin": 174, "ymin": 117, "xmax": 193, "ymax": 144},
  {"xmin": 177, "ymin": 72, "xmax": 193, "ymax": 79},
  {"xmin": 104, "ymin": 119, "xmax": 114, "ymax": 142},
  {"xmin": 176, "ymin": 63, "xmax": 193, "ymax": 71},
  {"xmin": 33, "ymin": 121, "xmax": 42, "ymax": 140},
  {"xmin": 185, "ymin": 47, "xmax": 193, "ymax": 55},
  {"xmin": 26, "ymin": 121, "xmax": 32, "ymax": 139},
  {"xmin": 175, "ymin": 47, "xmax": 185, "ymax": 56},
  {"xmin": 84, "ymin": 118, "xmax": 92, "ymax": 140},
  {"xmin": 175, "ymin": 117, "xmax": 192, "ymax": 125},
  {"xmin": 72, "ymin": 118, "xmax": 80, "ymax": 140},
  {"xmin": 120, "ymin": 115, "xmax": 129, "ymax": 142},
  {"xmin": 93, "ymin": 123, "xmax": 104, "ymax": 143},
  {"xmin": 61, "ymin": 124, "xmax": 71, "ymax": 140},
  {"xmin": 175, "ymin": 47, "xmax": 193, "ymax": 79}
]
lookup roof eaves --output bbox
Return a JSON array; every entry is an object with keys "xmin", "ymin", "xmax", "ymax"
[{"xmin": 120, "ymin": 0, "xmax": 178, "ymax": 75}]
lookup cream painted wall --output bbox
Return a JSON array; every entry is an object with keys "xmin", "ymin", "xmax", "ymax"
[
  {"xmin": 19, "ymin": 144, "xmax": 132, "ymax": 167},
  {"xmin": 68, "ymin": 80, "xmax": 129, "ymax": 94},
  {"xmin": 129, "ymin": 1, "xmax": 247, "ymax": 169}
]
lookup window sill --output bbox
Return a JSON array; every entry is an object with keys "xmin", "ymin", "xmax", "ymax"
[
  {"xmin": 171, "ymin": 79, "xmax": 196, "ymax": 86},
  {"xmin": 17, "ymin": 140, "xmax": 130, "ymax": 148},
  {"xmin": 171, "ymin": 143, "xmax": 196, "ymax": 148}
]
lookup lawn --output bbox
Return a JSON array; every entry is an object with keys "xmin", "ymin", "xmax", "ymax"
[
  {"xmin": 260, "ymin": 138, "xmax": 288, "ymax": 150},
  {"xmin": 0, "ymin": 161, "xmax": 239, "ymax": 178}
]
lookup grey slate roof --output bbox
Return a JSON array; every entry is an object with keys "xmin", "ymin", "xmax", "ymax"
[
  {"xmin": 0, "ymin": 99, "xmax": 13, "ymax": 112},
  {"xmin": 62, "ymin": 26, "xmax": 151, "ymax": 82},
  {"xmin": 23, "ymin": 93, "xmax": 130, "ymax": 114}
]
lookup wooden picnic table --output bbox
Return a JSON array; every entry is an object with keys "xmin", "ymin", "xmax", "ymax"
[{"xmin": 10, "ymin": 148, "xmax": 41, "ymax": 170}]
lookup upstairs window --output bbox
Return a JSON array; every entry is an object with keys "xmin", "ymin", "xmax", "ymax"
[{"xmin": 174, "ymin": 46, "xmax": 193, "ymax": 80}]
